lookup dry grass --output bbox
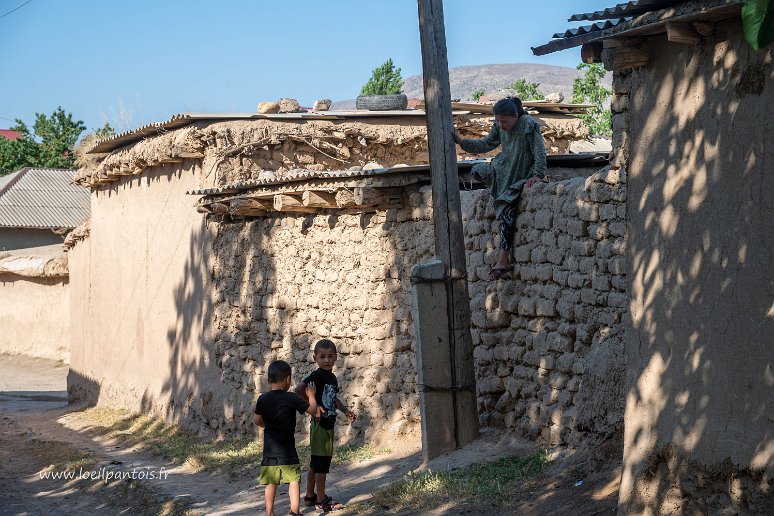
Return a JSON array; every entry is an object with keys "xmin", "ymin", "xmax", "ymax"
[
  {"xmin": 346, "ymin": 451, "xmax": 550, "ymax": 514},
  {"xmin": 78, "ymin": 408, "xmax": 388, "ymax": 479}
]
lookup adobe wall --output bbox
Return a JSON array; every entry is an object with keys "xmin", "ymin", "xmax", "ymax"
[
  {"xmin": 0, "ymin": 275, "xmax": 69, "ymax": 361},
  {"xmin": 66, "ymin": 160, "xmax": 225, "ymax": 428},
  {"xmin": 206, "ymin": 167, "xmax": 627, "ymax": 446},
  {"xmin": 69, "ymin": 155, "xmax": 628, "ymax": 449},
  {"xmin": 617, "ymin": 20, "xmax": 773, "ymax": 514}
]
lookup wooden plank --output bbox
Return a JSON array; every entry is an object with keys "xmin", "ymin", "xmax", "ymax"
[
  {"xmin": 335, "ymin": 189, "xmax": 356, "ymax": 208},
  {"xmin": 418, "ymin": 0, "xmax": 478, "ymax": 457},
  {"xmin": 302, "ymin": 190, "xmax": 338, "ymax": 208},
  {"xmin": 273, "ymin": 194, "xmax": 302, "ymax": 210},
  {"xmin": 666, "ymin": 22, "xmax": 702, "ymax": 44},
  {"xmin": 229, "ymin": 198, "xmax": 271, "ymax": 216},
  {"xmin": 209, "ymin": 203, "xmax": 229, "ymax": 215},
  {"xmin": 612, "ymin": 46, "xmax": 649, "ymax": 70},
  {"xmin": 691, "ymin": 21, "xmax": 716, "ymax": 37},
  {"xmin": 273, "ymin": 194, "xmax": 317, "ymax": 213},
  {"xmin": 581, "ymin": 42, "xmax": 604, "ymax": 63}
]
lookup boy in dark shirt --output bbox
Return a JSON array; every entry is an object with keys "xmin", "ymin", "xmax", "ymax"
[
  {"xmin": 254, "ymin": 360, "xmax": 317, "ymax": 516},
  {"xmin": 295, "ymin": 339, "xmax": 356, "ymax": 512}
]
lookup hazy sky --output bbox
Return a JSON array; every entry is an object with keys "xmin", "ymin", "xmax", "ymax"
[{"xmin": 1, "ymin": 0, "xmax": 613, "ymax": 133}]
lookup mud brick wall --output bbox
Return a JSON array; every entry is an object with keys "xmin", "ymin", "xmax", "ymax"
[
  {"xmin": 464, "ymin": 168, "xmax": 628, "ymax": 445},
  {"xmin": 210, "ymin": 168, "xmax": 628, "ymax": 446},
  {"xmin": 209, "ymin": 185, "xmax": 436, "ymax": 442}
]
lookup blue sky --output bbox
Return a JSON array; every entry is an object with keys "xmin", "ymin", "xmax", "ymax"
[{"xmin": 0, "ymin": 0, "xmax": 613, "ymax": 133}]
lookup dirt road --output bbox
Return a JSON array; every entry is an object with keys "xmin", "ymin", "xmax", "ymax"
[{"xmin": 0, "ymin": 355, "xmax": 619, "ymax": 515}]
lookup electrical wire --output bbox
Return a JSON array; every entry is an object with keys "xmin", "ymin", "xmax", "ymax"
[{"xmin": 0, "ymin": 0, "xmax": 32, "ymax": 21}]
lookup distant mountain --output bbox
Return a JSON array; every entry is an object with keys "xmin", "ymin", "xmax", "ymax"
[{"xmin": 332, "ymin": 63, "xmax": 612, "ymax": 109}]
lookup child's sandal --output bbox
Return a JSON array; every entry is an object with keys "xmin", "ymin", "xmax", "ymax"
[{"xmin": 316, "ymin": 495, "xmax": 345, "ymax": 512}]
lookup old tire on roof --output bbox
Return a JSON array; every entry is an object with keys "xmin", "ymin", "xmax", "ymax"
[{"xmin": 355, "ymin": 94, "xmax": 408, "ymax": 111}]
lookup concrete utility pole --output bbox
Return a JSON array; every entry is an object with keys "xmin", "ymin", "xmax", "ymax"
[{"xmin": 415, "ymin": 0, "xmax": 478, "ymax": 457}]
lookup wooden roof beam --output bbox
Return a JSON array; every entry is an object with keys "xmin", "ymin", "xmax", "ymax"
[{"xmin": 302, "ymin": 190, "xmax": 338, "ymax": 208}]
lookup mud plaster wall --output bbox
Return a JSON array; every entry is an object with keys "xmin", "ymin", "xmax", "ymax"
[
  {"xmin": 617, "ymin": 21, "xmax": 774, "ymax": 514},
  {"xmin": 67, "ymin": 160, "xmax": 227, "ymax": 428},
  {"xmin": 0, "ymin": 275, "xmax": 69, "ymax": 361},
  {"xmin": 207, "ymin": 168, "xmax": 627, "ymax": 446},
  {"xmin": 68, "ymin": 154, "xmax": 627, "ymax": 448}
]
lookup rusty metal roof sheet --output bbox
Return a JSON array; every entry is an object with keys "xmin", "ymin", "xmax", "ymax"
[{"xmin": 0, "ymin": 168, "xmax": 90, "ymax": 229}]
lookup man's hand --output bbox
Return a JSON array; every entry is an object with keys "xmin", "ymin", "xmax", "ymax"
[
  {"xmin": 525, "ymin": 176, "xmax": 539, "ymax": 188},
  {"xmin": 452, "ymin": 129, "xmax": 463, "ymax": 145},
  {"xmin": 345, "ymin": 409, "xmax": 356, "ymax": 423}
]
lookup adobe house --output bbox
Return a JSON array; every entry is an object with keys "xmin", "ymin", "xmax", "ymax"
[
  {"xmin": 68, "ymin": 105, "xmax": 633, "ymax": 449},
  {"xmin": 535, "ymin": 0, "xmax": 772, "ymax": 513},
  {"xmin": 0, "ymin": 167, "xmax": 90, "ymax": 360}
]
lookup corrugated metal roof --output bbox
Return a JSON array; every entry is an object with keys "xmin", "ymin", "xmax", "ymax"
[
  {"xmin": 189, "ymin": 154, "xmax": 609, "ymax": 197},
  {"xmin": 186, "ymin": 163, "xmax": 477, "ymax": 196},
  {"xmin": 568, "ymin": 0, "xmax": 680, "ymax": 21},
  {"xmin": 0, "ymin": 168, "xmax": 90, "ymax": 229},
  {"xmin": 533, "ymin": 0, "xmax": 740, "ymax": 56},
  {"xmin": 553, "ymin": 18, "xmax": 630, "ymax": 38}
]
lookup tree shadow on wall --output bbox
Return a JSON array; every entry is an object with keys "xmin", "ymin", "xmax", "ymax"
[
  {"xmin": 620, "ymin": 32, "xmax": 773, "ymax": 513},
  {"xmin": 155, "ymin": 188, "xmax": 433, "ymax": 452}
]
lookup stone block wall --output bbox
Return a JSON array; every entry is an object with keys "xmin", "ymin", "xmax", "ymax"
[
  {"xmin": 208, "ymin": 184, "xmax": 435, "ymax": 442},
  {"xmin": 208, "ymin": 168, "xmax": 628, "ymax": 447},
  {"xmin": 464, "ymin": 169, "xmax": 628, "ymax": 445}
]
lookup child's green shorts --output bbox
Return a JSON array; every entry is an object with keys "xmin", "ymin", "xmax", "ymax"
[
  {"xmin": 310, "ymin": 421, "xmax": 335, "ymax": 474},
  {"xmin": 259, "ymin": 464, "xmax": 301, "ymax": 485}
]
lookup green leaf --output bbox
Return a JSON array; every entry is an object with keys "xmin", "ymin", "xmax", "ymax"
[{"xmin": 741, "ymin": 0, "xmax": 774, "ymax": 49}]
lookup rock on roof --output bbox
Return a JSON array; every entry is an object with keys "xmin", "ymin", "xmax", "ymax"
[{"xmin": 0, "ymin": 168, "xmax": 90, "ymax": 229}]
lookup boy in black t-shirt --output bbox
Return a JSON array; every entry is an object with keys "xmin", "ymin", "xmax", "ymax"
[
  {"xmin": 254, "ymin": 360, "xmax": 318, "ymax": 516},
  {"xmin": 295, "ymin": 339, "xmax": 356, "ymax": 512}
]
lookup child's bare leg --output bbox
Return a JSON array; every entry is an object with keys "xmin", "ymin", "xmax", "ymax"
[
  {"xmin": 288, "ymin": 481, "xmax": 300, "ymax": 514},
  {"xmin": 315, "ymin": 472, "xmax": 327, "ymax": 502},
  {"xmin": 264, "ymin": 483, "xmax": 278, "ymax": 516},
  {"xmin": 305, "ymin": 467, "xmax": 316, "ymax": 498}
]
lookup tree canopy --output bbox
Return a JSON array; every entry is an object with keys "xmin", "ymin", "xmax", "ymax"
[
  {"xmin": 508, "ymin": 79, "xmax": 545, "ymax": 101},
  {"xmin": 571, "ymin": 63, "xmax": 612, "ymax": 137},
  {"xmin": 360, "ymin": 58, "xmax": 404, "ymax": 96},
  {"xmin": 0, "ymin": 107, "xmax": 87, "ymax": 176}
]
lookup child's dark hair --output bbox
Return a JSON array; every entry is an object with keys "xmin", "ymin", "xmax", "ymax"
[
  {"xmin": 267, "ymin": 360, "xmax": 292, "ymax": 383},
  {"xmin": 313, "ymin": 339, "xmax": 337, "ymax": 354},
  {"xmin": 493, "ymin": 97, "xmax": 526, "ymax": 117}
]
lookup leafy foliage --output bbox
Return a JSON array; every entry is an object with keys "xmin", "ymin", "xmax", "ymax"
[
  {"xmin": 741, "ymin": 0, "xmax": 774, "ymax": 49},
  {"xmin": 508, "ymin": 78, "xmax": 545, "ymax": 101},
  {"xmin": 360, "ymin": 58, "xmax": 404, "ymax": 96},
  {"xmin": 471, "ymin": 88, "xmax": 486, "ymax": 101},
  {"xmin": 0, "ymin": 107, "xmax": 86, "ymax": 176},
  {"xmin": 571, "ymin": 63, "xmax": 612, "ymax": 136}
]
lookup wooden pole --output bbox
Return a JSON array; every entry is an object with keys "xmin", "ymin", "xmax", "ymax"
[{"xmin": 417, "ymin": 0, "xmax": 479, "ymax": 449}]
